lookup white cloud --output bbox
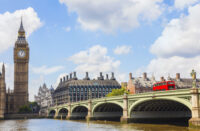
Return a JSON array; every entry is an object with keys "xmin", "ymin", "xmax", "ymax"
[
  {"xmin": 54, "ymin": 73, "xmax": 67, "ymax": 88},
  {"xmin": 146, "ymin": 56, "xmax": 200, "ymax": 80},
  {"xmin": 59, "ymin": 0, "xmax": 163, "ymax": 33},
  {"xmin": 68, "ymin": 45, "xmax": 127, "ymax": 82},
  {"xmin": 0, "ymin": 7, "xmax": 42, "ymax": 54},
  {"xmin": 29, "ymin": 75, "xmax": 45, "ymax": 101},
  {"xmin": 64, "ymin": 26, "xmax": 71, "ymax": 32},
  {"xmin": 150, "ymin": 4, "xmax": 200, "ymax": 58},
  {"xmin": 31, "ymin": 65, "xmax": 64, "ymax": 75},
  {"xmin": 69, "ymin": 45, "xmax": 120, "ymax": 72},
  {"xmin": 174, "ymin": 0, "xmax": 199, "ymax": 9},
  {"xmin": 114, "ymin": 45, "xmax": 132, "ymax": 55},
  {"xmin": 143, "ymin": 4, "xmax": 200, "ymax": 80}
]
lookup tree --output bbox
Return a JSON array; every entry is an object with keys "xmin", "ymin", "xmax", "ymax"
[
  {"xmin": 18, "ymin": 105, "xmax": 32, "ymax": 113},
  {"xmin": 106, "ymin": 88, "xmax": 130, "ymax": 97},
  {"xmin": 18, "ymin": 101, "xmax": 40, "ymax": 113}
]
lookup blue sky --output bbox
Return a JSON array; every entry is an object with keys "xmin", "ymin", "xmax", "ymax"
[{"xmin": 0, "ymin": 0, "xmax": 200, "ymax": 101}]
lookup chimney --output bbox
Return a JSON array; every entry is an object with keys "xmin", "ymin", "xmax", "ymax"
[
  {"xmin": 63, "ymin": 76, "xmax": 65, "ymax": 82},
  {"xmin": 143, "ymin": 72, "xmax": 147, "ymax": 80},
  {"xmin": 98, "ymin": 72, "xmax": 104, "ymax": 80},
  {"xmin": 84, "ymin": 72, "xmax": 90, "ymax": 80},
  {"xmin": 73, "ymin": 72, "xmax": 78, "ymax": 80},
  {"xmin": 66, "ymin": 75, "xmax": 69, "ymax": 81},
  {"xmin": 176, "ymin": 73, "xmax": 180, "ymax": 80},
  {"xmin": 129, "ymin": 73, "xmax": 132, "ymax": 80},
  {"xmin": 106, "ymin": 74, "xmax": 109, "ymax": 80},
  {"xmin": 111, "ymin": 72, "xmax": 115, "ymax": 80},
  {"xmin": 60, "ymin": 78, "xmax": 62, "ymax": 83},
  {"xmin": 70, "ymin": 73, "xmax": 72, "ymax": 80},
  {"xmin": 100, "ymin": 72, "xmax": 103, "ymax": 77},
  {"xmin": 86, "ymin": 72, "xmax": 89, "ymax": 77},
  {"xmin": 160, "ymin": 76, "xmax": 165, "ymax": 81}
]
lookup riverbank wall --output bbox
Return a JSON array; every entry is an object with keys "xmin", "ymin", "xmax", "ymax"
[{"xmin": 4, "ymin": 113, "xmax": 43, "ymax": 119}]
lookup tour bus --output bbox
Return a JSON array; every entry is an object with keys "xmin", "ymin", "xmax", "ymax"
[{"xmin": 153, "ymin": 81, "xmax": 176, "ymax": 91}]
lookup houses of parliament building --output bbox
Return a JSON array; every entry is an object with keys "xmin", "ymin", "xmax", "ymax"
[{"xmin": 0, "ymin": 20, "xmax": 29, "ymax": 119}]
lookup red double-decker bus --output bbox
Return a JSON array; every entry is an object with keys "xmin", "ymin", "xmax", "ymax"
[{"xmin": 153, "ymin": 81, "xmax": 175, "ymax": 91}]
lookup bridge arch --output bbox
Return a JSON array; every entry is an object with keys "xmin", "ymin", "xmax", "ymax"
[
  {"xmin": 92, "ymin": 101, "xmax": 123, "ymax": 113},
  {"xmin": 57, "ymin": 107, "xmax": 68, "ymax": 113},
  {"xmin": 71, "ymin": 105, "xmax": 88, "ymax": 119},
  {"xmin": 129, "ymin": 97, "xmax": 192, "ymax": 115},
  {"xmin": 48, "ymin": 109, "xmax": 56, "ymax": 118},
  {"xmin": 58, "ymin": 108, "xmax": 68, "ymax": 119},
  {"xmin": 129, "ymin": 98, "xmax": 192, "ymax": 125},
  {"xmin": 92, "ymin": 102, "xmax": 123, "ymax": 121},
  {"xmin": 71, "ymin": 105, "xmax": 88, "ymax": 112}
]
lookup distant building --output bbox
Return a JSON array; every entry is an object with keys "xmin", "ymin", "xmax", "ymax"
[
  {"xmin": 34, "ymin": 83, "xmax": 54, "ymax": 116},
  {"xmin": 168, "ymin": 73, "xmax": 200, "ymax": 89},
  {"xmin": 127, "ymin": 72, "xmax": 200, "ymax": 94},
  {"xmin": 127, "ymin": 72, "xmax": 156, "ymax": 94},
  {"xmin": 53, "ymin": 72, "xmax": 121, "ymax": 105}
]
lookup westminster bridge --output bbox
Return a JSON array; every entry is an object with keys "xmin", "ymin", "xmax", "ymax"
[{"xmin": 48, "ymin": 88, "xmax": 200, "ymax": 127}]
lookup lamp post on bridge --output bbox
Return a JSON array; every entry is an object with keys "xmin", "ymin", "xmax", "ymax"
[{"xmin": 191, "ymin": 69, "xmax": 197, "ymax": 88}]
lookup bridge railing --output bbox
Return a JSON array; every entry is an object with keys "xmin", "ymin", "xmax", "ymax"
[{"xmin": 49, "ymin": 88, "xmax": 194, "ymax": 110}]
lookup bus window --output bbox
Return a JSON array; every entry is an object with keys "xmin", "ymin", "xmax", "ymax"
[{"xmin": 168, "ymin": 85, "xmax": 175, "ymax": 90}]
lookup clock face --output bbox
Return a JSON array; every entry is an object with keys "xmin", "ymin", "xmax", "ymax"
[{"xmin": 18, "ymin": 49, "xmax": 26, "ymax": 58}]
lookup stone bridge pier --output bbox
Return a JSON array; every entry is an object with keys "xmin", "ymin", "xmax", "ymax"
[
  {"xmin": 120, "ymin": 94, "xmax": 130, "ymax": 123},
  {"xmin": 189, "ymin": 88, "xmax": 200, "ymax": 127},
  {"xmin": 86, "ymin": 99, "xmax": 93, "ymax": 121}
]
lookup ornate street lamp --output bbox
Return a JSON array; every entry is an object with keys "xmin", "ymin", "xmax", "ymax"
[{"xmin": 190, "ymin": 69, "xmax": 197, "ymax": 88}]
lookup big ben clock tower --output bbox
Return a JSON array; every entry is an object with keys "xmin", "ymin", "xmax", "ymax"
[{"xmin": 14, "ymin": 19, "xmax": 29, "ymax": 113}]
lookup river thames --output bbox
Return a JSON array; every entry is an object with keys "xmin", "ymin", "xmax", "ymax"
[{"xmin": 0, "ymin": 119, "xmax": 199, "ymax": 131}]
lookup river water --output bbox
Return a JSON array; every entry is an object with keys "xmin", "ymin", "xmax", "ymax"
[{"xmin": 0, "ymin": 119, "xmax": 199, "ymax": 131}]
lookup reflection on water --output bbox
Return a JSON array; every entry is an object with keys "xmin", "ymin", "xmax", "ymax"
[{"xmin": 0, "ymin": 119, "xmax": 199, "ymax": 131}]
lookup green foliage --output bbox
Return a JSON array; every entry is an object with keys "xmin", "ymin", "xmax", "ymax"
[
  {"xmin": 18, "ymin": 101, "xmax": 40, "ymax": 113},
  {"xmin": 106, "ymin": 88, "xmax": 130, "ymax": 97},
  {"xmin": 18, "ymin": 105, "xmax": 32, "ymax": 113},
  {"xmin": 29, "ymin": 101, "xmax": 38, "ymax": 107}
]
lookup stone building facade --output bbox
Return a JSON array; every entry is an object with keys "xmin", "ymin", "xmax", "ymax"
[
  {"xmin": 0, "ymin": 64, "xmax": 6, "ymax": 118},
  {"xmin": 6, "ymin": 89, "xmax": 14, "ymax": 114},
  {"xmin": 53, "ymin": 72, "xmax": 121, "ymax": 105},
  {"xmin": 127, "ymin": 72, "xmax": 156, "ymax": 94},
  {"xmin": 13, "ymin": 19, "xmax": 29, "ymax": 113},
  {"xmin": 0, "ymin": 20, "xmax": 30, "ymax": 119},
  {"xmin": 35, "ymin": 84, "xmax": 54, "ymax": 116}
]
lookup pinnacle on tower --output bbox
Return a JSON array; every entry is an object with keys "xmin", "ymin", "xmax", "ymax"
[
  {"xmin": 17, "ymin": 17, "xmax": 26, "ymax": 39},
  {"xmin": 2, "ymin": 63, "xmax": 5, "ymax": 76},
  {"xmin": 18, "ymin": 17, "xmax": 25, "ymax": 33}
]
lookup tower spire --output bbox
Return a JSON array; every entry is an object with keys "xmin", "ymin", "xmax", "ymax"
[
  {"xmin": 18, "ymin": 17, "xmax": 26, "ymax": 39},
  {"xmin": 2, "ymin": 63, "xmax": 5, "ymax": 78},
  {"xmin": 19, "ymin": 17, "xmax": 25, "ymax": 33}
]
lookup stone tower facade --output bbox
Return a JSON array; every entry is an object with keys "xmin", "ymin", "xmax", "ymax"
[
  {"xmin": 14, "ymin": 20, "xmax": 29, "ymax": 113},
  {"xmin": 0, "ymin": 64, "xmax": 6, "ymax": 118}
]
